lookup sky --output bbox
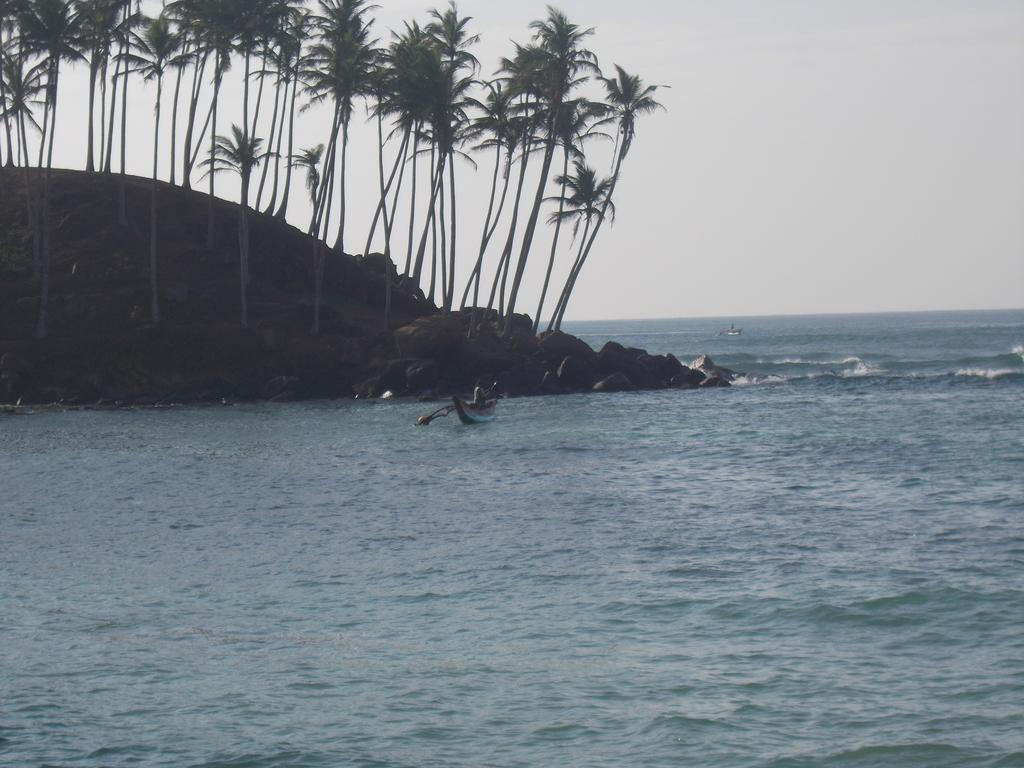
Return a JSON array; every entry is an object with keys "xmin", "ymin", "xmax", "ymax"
[{"xmin": 41, "ymin": 0, "xmax": 1024, "ymax": 321}]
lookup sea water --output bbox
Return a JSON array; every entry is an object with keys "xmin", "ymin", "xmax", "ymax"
[{"xmin": 1, "ymin": 310, "xmax": 1022, "ymax": 768}]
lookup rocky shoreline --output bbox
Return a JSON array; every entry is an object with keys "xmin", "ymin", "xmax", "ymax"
[{"xmin": 1, "ymin": 310, "xmax": 736, "ymax": 408}]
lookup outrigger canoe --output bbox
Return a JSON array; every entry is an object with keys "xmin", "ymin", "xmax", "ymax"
[{"xmin": 452, "ymin": 396, "xmax": 496, "ymax": 425}]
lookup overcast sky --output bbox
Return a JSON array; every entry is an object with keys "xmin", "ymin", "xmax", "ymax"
[{"xmin": 45, "ymin": 0, "xmax": 1024, "ymax": 320}]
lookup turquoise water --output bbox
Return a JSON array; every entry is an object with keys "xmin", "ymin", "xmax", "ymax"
[{"xmin": 2, "ymin": 310, "xmax": 1023, "ymax": 768}]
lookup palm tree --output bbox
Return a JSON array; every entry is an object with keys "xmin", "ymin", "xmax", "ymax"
[
  {"xmin": 75, "ymin": 0, "xmax": 117, "ymax": 172},
  {"xmin": 501, "ymin": 8, "xmax": 597, "ymax": 335},
  {"xmin": 546, "ymin": 160, "xmax": 614, "ymax": 330},
  {"xmin": 533, "ymin": 97, "xmax": 606, "ymax": 331},
  {"xmin": 271, "ymin": 7, "xmax": 308, "ymax": 218},
  {"xmin": 202, "ymin": 124, "xmax": 268, "ymax": 329},
  {"xmin": 426, "ymin": 1, "xmax": 477, "ymax": 310},
  {"xmin": 459, "ymin": 79, "xmax": 514, "ymax": 313},
  {"xmin": 18, "ymin": 0, "xmax": 85, "ymax": 339},
  {"xmin": 0, "ymin": 0, "xmax": 24, "ymax": 167},
  {"xmin": 123, "ymin": 11, "xmax": 180, "ymax": 322},
  {"xmin": 549, "ymin": 65, "xmax": 664, "ymax": 329},
  {"xmin": 303, "ymin": 0, "xmax": 376, "ymax": 334},
  {"xmin": 1, "ymin": 50, "xmax": 46, "ymax": 277},
  {"xmin": 191, "ymin": 0, "xmax": 235, "ymax": 248},
  {"xmin": 290, "ymin": 142, "xmax": 323, "ymax": 207}
]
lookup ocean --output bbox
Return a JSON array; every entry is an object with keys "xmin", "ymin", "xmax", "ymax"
[{"xmin": 2, "ymin": 309, "xmax": 1022, "ymax": 767}]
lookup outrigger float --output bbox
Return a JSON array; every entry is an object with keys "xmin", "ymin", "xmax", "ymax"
[{"xmin": 417, "ymin": 395, "xmax": 497, "ymax": 426}]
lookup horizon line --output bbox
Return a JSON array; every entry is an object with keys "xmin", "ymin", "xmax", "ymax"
[{"xmin": 563, "ymin": 306, "xmax": 1024, "ymax": 324}]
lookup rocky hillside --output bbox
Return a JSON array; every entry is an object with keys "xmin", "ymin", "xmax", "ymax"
[{"xmin": 1, "ymin": 168, "xmax": 731, "ymax": 406}]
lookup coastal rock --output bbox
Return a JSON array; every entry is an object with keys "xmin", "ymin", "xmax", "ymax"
[
  {"xmin": 457, "ymin": 333, "xmax": 520, "ymax": 381},
  {"xmin": 691, "ymin": 354, "xmax": 738, "ymax": 382},
  {"xmin": 700, "ymin": 374, "xmax": 731, "ymax": 388},
  {"xmin": 541, "ymin": 370, "xmax": 562, "ymax": 394},
  {"xmin": 647, "ymin": 353, "xmax": 686, "ymax": 381},
  {"xmin": 406, "ymin": 360, "xmax": 439, "ymax": 393},
  {"xmin": 671, "ymin": 367, "xmax": 706, "ymax": 389},
  {"xmin": 493, "ymin": 361, "xmax": 546, "ymax": 397},
  {"xmin": 394, "ymin": 314, "xmax": 465, "ymax": 360},
  {"xmin": 598, "ymin": 342, "xmax": 661, "ymax": 389},
  {"xmin": 377, "ymin": 359, "xmax": 411, "ymax": 393},
  {"xmin": 593, "ymin": 372, "xmax": 636, "ymax": 393},
  {"xmin": 538, "ymin": 331, "xmax": 596, "ymax": 365},
  {"xmin": 557, "ymin": 355, "xmax": 596, "ymax": 391},
  {"xmin": 261, "ymin": 375, "xmax": 299, "ymax": 400}
]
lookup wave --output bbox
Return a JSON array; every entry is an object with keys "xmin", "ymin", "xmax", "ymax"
[
  {"xmin": 954, "ymin": 368, "xmax": 1023, "ymax": 380},
  {"xmin": 715, "ymin": 345, "xmax": 1024, "ymax": 387}
]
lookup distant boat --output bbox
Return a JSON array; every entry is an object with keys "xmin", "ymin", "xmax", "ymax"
[
  {"xmin": 453, "ymin": 396, "xmax": 496, "ymax": 425},
  {"xmin": 720, "ymin": 324, "xmax": 743, "ymax": 337}
]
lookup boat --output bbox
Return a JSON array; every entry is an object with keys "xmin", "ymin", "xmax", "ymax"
[
  {"xmin": 720, "ymin": 324, "xmax": 743, "ymax": 336},
  {"xmin": 452, "ymin": 396, "xmax": 496, "ymax": 425}
]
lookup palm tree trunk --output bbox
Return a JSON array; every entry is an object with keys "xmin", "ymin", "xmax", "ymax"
[
  {"xmin": 104, "ymin": 52, "xmax": 119, "ymax": 173},
  {"xmin": 36, "ymin": 64, "xmax": 60, "ymax": 340},
  {"xmin": 264, "ymin": 75, "xmax": 289, "ymax": 215},
  {"xmin": 249, "ymin": 51, "xmax": 266, "ymax": 140},
  {"xmin": 85, "ymin": 55, "xmax": 99, "ymax": 172},
  {"xmin": 534, "ymin": 146, "xmax": 570, "ymax": 332},
  {"xmin": 169, "ymin": 42, "xmax": 189, "ymax": 186},
  {"xmin": 0, "ymin": 28, "xmax": 12, "ymax": 167},
  {"xmin": 364, "ymin": 123, "xmax": 409, "ymax": 259},
  {"xmin": 446, "ymin": 151, "xmax": 457, "ymax": 312},
  {"xmin": 486, "ymin": 140, "xmax": 531, "ymax": 323},
  {"xmin": 502, "ymin": 132, "xmax": 558, "ymax": 335},
  {"xmin": 118, "ymin": 5, "xmax": 131, "ymax": 228},
  {"xmin": 403, "ymin": 125, "xmax": 420, "ymax": 276},
  {"xmin": 239, "ymin": 170, "xmax": 250, "ymax": 329},
  {"xmin": 182, "ymin": 50, "xmax": 209, "ymax": 189},
  {"xmin": 551, "ymin": 214, "xmax": 592, "ymax": 331},
  {"xmin": 311, "ymin": 107, "xmax": 342, "ymax": 335},
  {"xmin": 274, "ymin": 74, "xmax": 298, "ymax": 219},
  {"xmin": 19, "ymin": 110, "xmax": 39, "ymax": 281},
  {"xmin": 383, "ymin": 127, "xmax": 411, "ymax": 261},
  {"xmin": 363, "ymin": 106, "xmax": 388, "ymax": 256},
  {"xmin": 150, "ymin": 76, "xmax": 163, "ymax": 323},
  {"xmin": 99, "ymin": 58, "xmax": 108, "ymax": 168},
  {"xmin": 255, "ymin": 75, "xmax": 283, "ymax": 210},
  {"xmin": 412, "ymin": 151, "xmax": 446, "ymax": 290},
  {"xmin": 462, "ymin": 144, "xmax": 512, "ymax": 312},
  {"xmin": 554, "ymin": 145, "xmax": 627, "ymax": 330},
  {"xmin": 207, "ymin": 58, "xmax": 222, "ymax": 250},
  {"xmin": 332, "ymin": 116, "xmax": 350, "ymax": 253}
]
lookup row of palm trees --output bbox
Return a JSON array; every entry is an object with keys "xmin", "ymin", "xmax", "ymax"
[{"xmin": 0, "ymin": 0, "xmax": 663, "ymax": 339}]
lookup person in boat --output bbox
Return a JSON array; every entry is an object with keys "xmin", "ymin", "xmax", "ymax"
[{"xmin": 473, "ymin": 386, "xmax": 487, "ymax": 406}]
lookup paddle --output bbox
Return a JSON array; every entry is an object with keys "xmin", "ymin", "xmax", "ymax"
[{"xmin": 417, "ymin": 405, "xmax": 455, "ymax": 426}]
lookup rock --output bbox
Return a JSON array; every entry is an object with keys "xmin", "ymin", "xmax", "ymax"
[
  {"xmin": 405, "ymin": 360, "xmax": 439, "ymax": 393},
  {"xmin": 691, "ymin": 354, "xmax": 738, "ymax": 382},
  {"xmin": 358, "ymin": 252, "xmax": 400, "ymax": 280},
  {"xmin": 597, "ymin": 342, "xmax": 661, "ymax": 389},
  {"xmin": 671, "ymin": 367, "xmax": 706, "ymax": 389},
  {"xmin": 493, "ymin": 361, "xmax": 545, "ymax": 397},
  {"xmin": 541, "ymin": 370, "xmax": 562, "ymax": 394},
  {"xmin": 646, "ymin": 353, "xmax": 686, "ymax": 381},
  {"xmin": 261, "ymin": 375, "xmax": 299, "ymax": 400},
  {"xmin": 538, "ymin": 330, "xmax": 596, "ymax": 364},
  {"xmin": 456, "ymin": 333, "xmax": 520, "ymax": 381},
  {"xmin": 394, "ymin": 314, "xmax": 465, "ymax": 360},
  {"xmin": 376, "ymin": 359, "xmax": 411, "ymax": 393},
  {"xmin": 557, "ymin": 355, "xmax": 596, "ymax": 391},
  {"xmin": 700, "ymin": 374, "xmax": 731, "ymax": 388},
  {"xmin": 593, "ymin": 372, "xmax": 636, "ymax": 393}
]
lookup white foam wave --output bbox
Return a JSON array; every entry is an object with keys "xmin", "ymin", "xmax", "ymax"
[
  {"xmin": 845, "ymin": 361, "xmax": 881, "ymax": 377},
  {"xmin": 732, "ymin": 374, "xmax": 786, "ymax": 387},
  {"xmin": 955, "ymin": 368, "xmax": 1021, "ymax": 380},
  {"xmin": 1014, "ymin": 345, "xmax": 1024, "ymax": 361}
]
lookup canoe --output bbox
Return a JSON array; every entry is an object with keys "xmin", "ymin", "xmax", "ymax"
[{"xmin": 453, "ymin": 396, "xmax": 496, "ymax": 425}]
